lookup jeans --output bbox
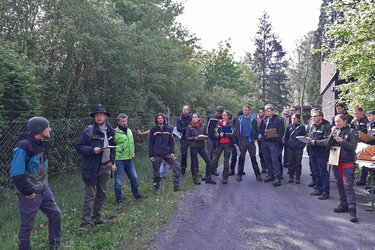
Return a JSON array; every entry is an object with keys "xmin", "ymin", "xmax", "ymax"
[
  {"xmin": 211, "ymin": 142, "xmax": 232, "ymax": 180},
  {"xmin": 17, "ymin": 188, "xmax": 61, "ymax": 250},
  {"xmin": 190, "ymin": 147, "xmax": 212, "ymax": 177},
  {"xmin": 114, "ymin": 159, "xmax": 140, "ymax": 201},
  {"xmin": 287, "ymin": 147, "xmax": 303, "ymax": 178},
  {"xmin": 238, "ymin": 138, "xmax": 261, "ymax": 176},
  {"xmin": 160, "ymin": 160, "xmax": 170, "ymax": 178},
  {"xmin": 332, "ymin": 164, "xmax": 356, "ymax": 209},
  {"xmin": 261, "ymin": 140, "xmax": 281, "ymax": 179},
  {"xmin": 311, "ymin": 157, "xmax": 330, "ymax": 194}
]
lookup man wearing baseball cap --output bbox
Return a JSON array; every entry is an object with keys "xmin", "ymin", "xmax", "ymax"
[{"xmin": 10, "ymin": 117, "xmax": 61, "ymax": 249}]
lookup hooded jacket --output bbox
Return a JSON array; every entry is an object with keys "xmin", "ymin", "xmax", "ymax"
[{"xmin": 10, "ymin": 132, "xmax": 49, "ymax": 195}]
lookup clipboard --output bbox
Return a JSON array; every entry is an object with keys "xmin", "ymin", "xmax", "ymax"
[
  {"xmin": 358, "ymin": 131, "xmax": 375, "ymax": 142},
  {"xmin": 296, "ymin": 136, "xmax": 310, "ymax": 144},
  {"xmin": 101, "ymin": 146, "xmax": 118, "ymax": 149},
  {"xmin": 265, "ymin": 128, "xmax": 278, "ymax": 138},
  {"xmin": 173, "ymin": 126, "xmax": 182, "ymax": 139},
  {"xmin": 221, "ymin": 125, "xmax": 232, "ymax": 133},
  {"xmin": 328, "ymin": 146, "xmax": 341, "ymax": 166},
  {"xmin": 195, "ymin": 135, "xmax": 208, "ymax": 141}
]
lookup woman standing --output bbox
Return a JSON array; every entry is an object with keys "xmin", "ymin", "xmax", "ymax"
[
  {"xmin": 186, "ymin": 113, "xmax": 216, "ymax": 184},
  {"xmin": 317, "ymin": 114, "xmax": 358, "ymax": 222},
  {"xmin": 284, "ymin": 114, "xmax": 306, "ymax": 184},
  {"xmin": 211, "ymin": 110, "xmax": 236, "ymax": 184}
]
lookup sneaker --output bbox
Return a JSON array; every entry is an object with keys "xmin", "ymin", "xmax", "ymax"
[
  {"xmin": 333, "ymin": 205, "xmax": 349, "ymax": 213},
  {"xmin": 310, "ymin": 190, "xmax": 322, "ymax": 196},
  {"xmin": 264, "ymin": 176, "xmax": 274, "ymax": 182},
  {"xmin": 318, "ymin": 193, "xmax": 329, "ymax": 200},
  {"xmin": 308, "ymin": 181, "xmax": 316, "ymax": 187},
  {"xmin": 205, "ymin": 176, "xmax": 216, "ymax": 184},
  {"xmin": 236, "ymin": 175, "xmax": 242, "ymax": 182},
  {"xmin": 174, "ymin": 186, "xmax": 183, "ymax": 192},
  {"xmin": 356, "ymin": 179, "xmax": 366, "ymax": 186},
  {"xmin": 272, "ymin": 179, "xmax": 281, "ymax": 187},
  {"xmin": 256, "ymin": 175, "xmax": 263, "ymax": 182},
  {"xmin": 222, "ymin": 179, "xmax": 228, "ymax": 184}
]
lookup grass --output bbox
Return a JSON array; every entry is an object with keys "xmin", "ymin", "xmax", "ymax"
[{"xmin": 0, "ymin": 148, "xmax": 219, "ymax": 249}]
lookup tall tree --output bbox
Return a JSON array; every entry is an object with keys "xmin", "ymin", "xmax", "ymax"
[{"xmin": 247, "ymin": 12, "xmax": 288, "ymax": 110}]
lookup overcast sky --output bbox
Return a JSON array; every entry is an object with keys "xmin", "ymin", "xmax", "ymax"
[{"xmin": 175, "ymin": 0, "xmax": 322, "ymax": 60}]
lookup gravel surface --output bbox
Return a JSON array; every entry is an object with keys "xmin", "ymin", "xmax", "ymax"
[{"xmin": 151, "ymin": 151, "xmax": 375, "ymax": 249}]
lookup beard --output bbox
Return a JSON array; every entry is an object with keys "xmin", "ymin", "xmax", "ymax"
[{"xmin": 96, "ymin": 121, "xmax": 105, "ymax": 126}]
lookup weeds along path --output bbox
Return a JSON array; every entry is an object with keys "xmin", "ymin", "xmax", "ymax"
[{"xmin": 151, "ymin": 151, "xmax": 375, "ymax": 249}]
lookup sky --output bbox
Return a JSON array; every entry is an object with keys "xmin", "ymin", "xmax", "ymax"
[{"xmin": 175, "ymin": 0, "xmax": 322, "ymax": 60}]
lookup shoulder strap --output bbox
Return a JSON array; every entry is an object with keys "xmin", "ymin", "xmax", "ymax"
[{"xmin": 87, "ymin": 125, "xmax": 94, "ymax": 138}]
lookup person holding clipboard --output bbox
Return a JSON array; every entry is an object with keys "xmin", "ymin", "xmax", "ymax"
[{"xmin": 210, "ymin": 110, "xmax": 236, "ymax": 184}]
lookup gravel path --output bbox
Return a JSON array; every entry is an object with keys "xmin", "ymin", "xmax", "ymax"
[{"xmin": 151, "ymin": 151, "xmax": 375, "ymax": 249}]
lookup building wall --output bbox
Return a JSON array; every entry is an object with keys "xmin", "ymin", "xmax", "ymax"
[{"xmin": 321, "ymin": 80, "xmax": 335, "ymax": 123}]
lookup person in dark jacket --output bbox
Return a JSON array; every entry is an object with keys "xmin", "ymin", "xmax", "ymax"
[
  {"xmin": 308, "ymin": 110, "xmax": 332, "ymax": 200},
  {"xmin": 75, "ymin": 105, "xmax": 116, "ymax": 229},
  {"xmin": 186, "ymin": 113, "xmax": 216, "ymax": 184},
  {"xmin": 259, "ymin": 104, "xmax": 285, "ymax": 187},
  {"xmin": 284, "ymin": 114, "xmax": 306, "ymax": 184},
  {"xmin": 10, "ymin": 117, "xmax": 61, "ymax": 250},
  {"xmin": 318, "ymin": 114, "xmax": 358, "ymax": 222},
  {"xmin": 229, "ymin": 109, "xmax": 243, "ymax": 176},
  {"xmin": 176, "ymin": 105, "xmax": 192, "ymax": 176},
  {"xmin": 206, "ymin": 106, "xmax": 224, "ymax": 166},
  {"xmin": 257, "ymin": 107, "xmax": 267, "ymax": 173},
  {"xmin": 149, "ymin": 113, "xmax": 182, "ymax": 194},
  {"xmin": 235, "ymin": 105, "xmax": 262, "ymax": 182},
  {"xmin": 306, "ymin": 108, "xmax": 320, "ymax": 188},
  {"xmin": 211, "ymin": 110, "xmax": 236, "ymax": 184},
  {"xmin": 332, "ymin": 102, "xmax": 354, "ymax": 126}
]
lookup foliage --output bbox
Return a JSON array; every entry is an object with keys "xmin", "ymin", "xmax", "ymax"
[{"xmin": 324, "ymin": 0, "xmax": 375, "ymax": 110}]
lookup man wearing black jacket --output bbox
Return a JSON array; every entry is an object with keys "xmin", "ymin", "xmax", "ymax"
[
  {"xmin": 332, "ymin": 103, "xmax": 353, "ymax": 126},
  {"xmin": 149, "ymin": 113, "xmax": 182, "ymax": 194},
  {"xmin": 176, "ymin": 106, "xmax": 192, "ymax": 176},
  {"xmin": 207, "ymin": 106, "xmax": 224, "ymax": 166},
  {"xmin": 76, "ymin": 105, "xmax": 117, "ymax": 229}
]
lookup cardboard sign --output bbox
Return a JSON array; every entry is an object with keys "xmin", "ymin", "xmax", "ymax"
[{"xmin": 329, "ymin": 146, "xmax": 341, "ymax": 166}]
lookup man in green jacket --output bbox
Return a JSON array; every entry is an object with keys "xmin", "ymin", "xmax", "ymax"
[{"xmin": 114, "ymin": 113, "xmax": 144, "ymax": 203}]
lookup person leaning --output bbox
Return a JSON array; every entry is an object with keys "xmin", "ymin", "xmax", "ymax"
[
  {"xmin": 10, "ymin": 117, "xmax": 61, "ymax": 250},
  {"xmin": 284, "ymin": 114, "xmax": 306, "ymax": 184},
  {"xmin": 206, "ymin": 106, "xmax": 224, "ymax": 166},
  {"xmin": 176, "ymin": 105, "xmax": 192, "ymax": 176},
  {"xmin": 186, "ymin": 113, "xmax": 216, "ymax": 184},
  {"xmin": 149, "ymin": 113, "xmax": 182, "ymax": 194},
  {"xmin": 235, "ymin": 105, "xmax": 262, "ymax": 182},
  {"xmin": 75, "ymin": 104, "xmax": 116, "ymax": 229}
]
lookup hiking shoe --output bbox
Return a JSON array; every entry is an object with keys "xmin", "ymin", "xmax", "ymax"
[
  {"xmin": 310, "ymin": 190, "xmax": 322, "ymax": 196},
  {"xmin": 356, "ymin": 179, "xmax": 366, "ymax": 186},
  {"xmin": 318, "ymin": 193, "xmax": 329, "ymax": 200},
  {"xmin": 193, "ymin": 177, "xmax": 201, "ymax": 185},
  {"xmin": 256, "ymin": 175, "xmax": 263, "ymax": 182},
  {"xmin": 308, "ymin": 181, "xmax": 316, "ymax": 188},
  {"xmin": 349, "ymin": 208, "xmax": 358, "ymax": 223},
  {"xmin": 205, "ymin": 176, "xmax": 216, "ymax": 184},
  {"xmin": 236, "ymin": 175, "xmax": 242, "ymax": 182},
  {"xmin": 264, "ymin": 176, "xmax": 274, "ymax": 182},
  {"xmin": 272, "ymin": 179, "xmax": 281, "ymax": 187},
  {"xmin": 333, "ymin": 205, "xmax": 349, "ymax": 213}
]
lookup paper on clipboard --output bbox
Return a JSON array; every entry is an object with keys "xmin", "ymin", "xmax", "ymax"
[
  {"xmin": 101, "ymin": 146, "xmax": 118, "ymax": 149},
  {"xmin": 296, "ymin": 136, "xmax": 310, "ymax": 144},
  {"xmin": 195, "ymin": 135, "xmax": 208, "ymax": 141},
  {"xmin": 173, "ymin": 127, "xmax": 182, "ymax": 139}
]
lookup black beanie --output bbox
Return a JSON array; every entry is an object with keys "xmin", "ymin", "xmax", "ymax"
[{"xmin": 28, "ymin": 117, "xmax": 50, "ymax": 135}]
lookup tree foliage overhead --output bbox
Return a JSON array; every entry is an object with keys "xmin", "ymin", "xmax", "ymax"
[
  {"xmin": 247, "ymin": 12, "xmax": 289, "ymax": 110},
  {"xmin": 324, "ymin": 0, "xmax": 375, "ymax": 110}
]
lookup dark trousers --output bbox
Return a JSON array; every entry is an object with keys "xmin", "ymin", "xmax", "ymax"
[
  {"xmin": 238, "ymin": 138, "xmax": 261, "ymax": 176},
  {"xmin": 180, "ymin": 140, "xmax": 190, "ymax": 174},
  {"xmin": 311, "ymin": 157, "xmax": 330, "ymax": 194},
  {"xmin": 153, "ymin": 154, "xmax": 180, "ymax": 188},
  {"xmin": 332, "ymin": 164, "xmax": 356, "ymax": 209},
  {"xmin": 261, "ymin": 140, "xmax": 281, "ymax": 179},
  {"xmin": 360, "ymin": 166, "xmax": 369, "ymax": 182},
  {"xmin": 230, "ymin": 144, "xmax": 238, "ymax": 172},
  {"xmin": 211, "ymin": 142, "xmax": 231, "ymax": 180},
  {"xmin": 257, "ymin": 139, "xmax": 266, "ymax": 171},
  {"xmin": 287, "ymin": 147, "xmax": 303, "ymax": 178},
  {"xmin": 207, "ymin": 138, "xmax": 219, "ymax": 161},
  {"xmin": 308, "ymin": 155, "xmax": 316, "ymax": 183},
  {"xmin": 278, "ymin": 143, "xmax": 284, "ymax": 176},
  {"xmin": 81, "ymin": 163, "xmax": 111, "ymax": 227},
  {"xmin": 190, "ymin": 147, "xmax": 212, "ymax": 178},
  {"xmin": 18, "ymin": 188, "xmax": 61, "ymax": 250}
]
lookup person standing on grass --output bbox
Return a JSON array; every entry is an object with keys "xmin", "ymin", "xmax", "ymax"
[
  {"xmin": 114, "ymin": 113, "xmax": 145, "ymax": 204},
  {"xmin": 176, "ymin": 105, "xmax": 192, "ymax": 177},
  {"xmin": 10, "ymin": 117, "xmax": 61, "ymax": 250},
  {"xmin": 149, "ymin": 113, "xmax": 182, "ymax": 194},
  {"xmin": 75, "ymin": 104, "xmax": 116, "ymax": 229},
  {"xmin": 186, "ymin": 113, "xmax": 216, "ymax": 185},
  {"xmin": 235, "ymin": 105, "xmax": 262, "ymax": 183}
]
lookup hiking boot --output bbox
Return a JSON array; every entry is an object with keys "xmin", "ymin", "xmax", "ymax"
[
  {"xmin": 295, "ymin": 177, "xmax": 301, "ymax": 184},
  {"xmin": 236, "ymin": 175, "xmax": 242, "ymax": 182},
  {"xmin": 174, "ymin": 186, "xmax": 183, "ymax": 192},
  {"xmin": 222, "ymin": 179, "xmax": 228, "ymax": 184},
  {"xmin": 272, "ymin": 179, "xmax": 281, "ymax": 187},
  {"xmin": 264, "ymin": 176, "xmax": 274, "ymax": 182},
  {"xmin": 349, "ymin": 208, "xmax": 358, "ymax": 223},
  {"xmin": 193, "ymin": 177, "xmax": 201, "ymax": 185},
  {"xmin": 256, "ymin": 175, "xmax": 263, "ymax": 182},
  {"xmin": 310, "ymin": 190, "xmax": 322, "ymax": 196},
  {"xmin": 356, "ymin": 179, "xmax": 366, "ymax": 186},
  {"xmin": 308, "ymin": 181, "xmax": 316, "ymax": 187},
  {"xmin": 229, "ymin": 169, "xmax": 235, "ymax": 176},
  {"xmin": 318, "ymin": 193, "xmax": 329, "ymax": 200},
  {"xmin": 205, "ymin": 176, "xmax": 216, "ymax": 184},
  {"xmin": 288, "ymin": 176, "xmax": 294, "ymax": 183},
  {"xmin": 333, "ymin": 205, "xmax": 349, "ymax": 213}
]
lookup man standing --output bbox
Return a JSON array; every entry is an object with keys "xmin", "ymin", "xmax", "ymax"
[
  {"xmin": 308, "ymin": 110, "xmax": 332, "ymax": 200},
  {"xmin": 259, "ymin": 104, "xmax": 285, "ymax": 186},
  {"xmin": 76, "ymin": 104, "xmax": 116, "ymax": 229},
  {"xmin": 114, "ymin": 113, "xmax": 144, "ymax": 203},
  {"xmin": 10, "ymin": 117, "xmax": 61, "ymax": 249},
  {"xmin": 351, "ymin": 106, "xmax": 368, "ymax": 135},
  {"xmin": 332, "ymin": 103, "xmax": 354, "ymax": 126},
  {"xmin": 149, "ymin": 113, "xmax": 182, "ymax": 194},
  {"xmin": 207, "ymin": 106, "xmax": 224, "ymax": 165},
  {"xmin": 235, "ymin": 105, "xmax": 262, "ymax": 182},
  {"xmin": 176, "ymin": 106, "xmax": 192, "ymax": 177},
  {"xmin": 257, "ymin": 107, "xmax": 266, "ymax": 173}
]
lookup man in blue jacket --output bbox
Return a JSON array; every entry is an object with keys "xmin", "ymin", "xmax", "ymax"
[
  {"xmin": 259, "ymin": 104, "xmax": 285, "ymax": 186},
  {"xmin": 176, "ymin": 105, "xmax": 192, "ymax": 176},
  {"xmin": 75, "ymin": 105, "xmax": 116, "ymax": 229},
  {"xmin": 10, "ymin": 117, "xmax": 61, "ymax": 250},
  {"xmin": 149, "ymin": 113, "xmax": 182, "ymax": 194}
]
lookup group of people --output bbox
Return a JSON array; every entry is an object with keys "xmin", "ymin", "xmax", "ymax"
[{"xmin": 9, "ymin": 103, "xmax": 375, "ymax": 249}]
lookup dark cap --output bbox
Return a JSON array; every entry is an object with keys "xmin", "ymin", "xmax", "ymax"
[
  {"xmin": 28, "ymin": 117, "xmax": 50, "ymax": 136},
  {"xmin": 90, "ymin": 104, "xmax": 110, "ymax": 118}
]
